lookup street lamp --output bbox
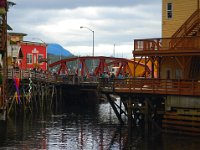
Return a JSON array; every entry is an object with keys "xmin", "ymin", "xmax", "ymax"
[{"xmin": 80, "ymin": 26, "xmax": 94, "ymax": 57}]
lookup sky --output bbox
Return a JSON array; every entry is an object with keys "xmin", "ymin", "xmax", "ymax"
[{"xmin": 8, "ymin": 0, "xmax": 162, "ymax": 58}]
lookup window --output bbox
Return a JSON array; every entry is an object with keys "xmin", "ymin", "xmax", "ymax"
[
  {"xmin": 26, "ymin": 54, "xmax": 32, "ymax": 64},
  {"xmin": 137, "ymin": 41, "xmax": 143, "ymax": 50},
  {"xmin": 38, "ymin": 54, "xmax": 44, "ymax": 64},
  {"xmin": 167, "ymin": 3, "xmax": 172, "ymax": 19}
]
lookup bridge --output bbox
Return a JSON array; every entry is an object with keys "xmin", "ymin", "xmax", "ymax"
[{"xmin": 48, "ymin": 56, "xmax": 149, "ymax": 78}]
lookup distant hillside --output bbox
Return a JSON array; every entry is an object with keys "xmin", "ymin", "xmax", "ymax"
[
  {"xmin": 47, "ymin": 53, "xmax": 75, "ymax": 64},
  {"xmin": 47, "ymin": 43, "xmax": 73, "ymax": 57}
]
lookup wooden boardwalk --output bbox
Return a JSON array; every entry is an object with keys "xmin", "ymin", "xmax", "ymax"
[{"xmin": 99, "ymin": 78, "xmax": 200, "ymax": 96}]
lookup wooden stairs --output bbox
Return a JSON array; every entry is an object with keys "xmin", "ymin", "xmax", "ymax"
[
  {"xmin": 172, "ymin": 9, "xmax": 200, "ymax": 38},
  {"xmin": 170, "ymin": 9, "xmax": 200, "ymax": 49},
  {"xmin": 162, "ymin": 109, "xmax": 200, "ymax": 136}
]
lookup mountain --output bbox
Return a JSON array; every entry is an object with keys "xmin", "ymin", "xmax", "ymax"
[{"xmin": 47, "ymin": 43, "xmax": 73, "ymax": 57}]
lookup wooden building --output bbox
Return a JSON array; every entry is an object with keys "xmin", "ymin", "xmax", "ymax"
[
  {"xmin": 7, "ymin": 32, "xmax": 26, "ymax": 68},
  {"xmin": 131, "ymin": 0, "xmax": 200, "ymax": 134},
  {"xmin": 19, "ymin": 41, "xmax": 47, "ymax": 71},
  {"xmin": 162, "ymin": 0, "xmax": 200, "ymax": 37},
  {"xmin": 7, "ymin": 33, "xmax": 47, "ymax": 71}
]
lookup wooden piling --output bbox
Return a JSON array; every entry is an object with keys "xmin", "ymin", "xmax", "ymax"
[
  {"xmin": 144, "ymin": 99, "xmax": 150, "ymax": 136},
  {"xmin": 127, "ymin": 96, "xmax": 133, "ymax": 143}
]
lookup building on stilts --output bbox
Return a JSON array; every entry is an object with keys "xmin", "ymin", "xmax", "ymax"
[{"xmin": 99, "ymin": 0, "xmax": 200, "ymax": 136}]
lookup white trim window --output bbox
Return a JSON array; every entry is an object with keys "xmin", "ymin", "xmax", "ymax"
[
  {"xmin": 167, "ymin": 2, "xmax": 173, "ymax": 19},
  {"xmin": 167, "ymin": 3, "xmax": 173, "ymax": 19},
  {"xmin": 26, "ymin": 53, "xmax": 33, "ymax": 64}
]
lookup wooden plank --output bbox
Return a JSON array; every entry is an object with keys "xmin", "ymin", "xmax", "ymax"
[
  {"xmin": 163, "ymin": 114, "xmax": 200, "ymax": 121},
  {"xmin": 163, "ymin": 124, "xmax": 200, "ymax": 132},
  {"xmin": 162, "ymin": 119, "xmax": 200, "ymax": 127},
  {"xmin": 162, "ymin": 129, "xmax": 200, "ymax": 136}
]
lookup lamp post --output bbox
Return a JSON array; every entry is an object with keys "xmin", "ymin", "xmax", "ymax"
[
  {"xmin": 80, "ymin": 26, "xmax": 95, "ymax": 72},
  {"xmin": 80, "ymin": 26, "xmax": 94, "ymax": 57}
]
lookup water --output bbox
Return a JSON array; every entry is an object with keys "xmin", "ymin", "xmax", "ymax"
[{"xmin": 0, "ymin": 100, "xmax": 200, "ymax": 150}]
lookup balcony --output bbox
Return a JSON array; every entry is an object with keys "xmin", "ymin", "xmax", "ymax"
[{"xmin": 133, "ymin": 36, "xmax": 200, "ymax": 56}]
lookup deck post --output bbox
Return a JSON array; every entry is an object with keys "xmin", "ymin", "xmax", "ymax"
[
  {"xmin": 106, "ymin": 93, "xmax": 124, "ymax": 124},
  {"xmin": 144, "ymin": 98, "xmax": 150, "ymax": 136},
  {"xmin": 127, "ymin": 96, "xmax": 133, "ymax": 143},
  {"xmin": 59, "ymin": 86, "xmax": 62, "ymax": 113}
]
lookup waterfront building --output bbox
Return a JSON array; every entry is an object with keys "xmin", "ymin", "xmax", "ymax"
[
  {"xmin": 19, "ymin": 41, "xmax": 47, "ymax": 70},
  {"xmin": 162, "ymin": 0, "xmax": 200, "ymax": 37},
  {"xmin": 8, "ymin": 32, "xmax": 47, "ymax": 70},
  {"xmin": 132, "ymin": 0, "xmax": 200, "ymax": 134}
]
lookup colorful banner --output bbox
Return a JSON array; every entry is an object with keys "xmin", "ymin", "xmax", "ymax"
[{"xmin": 14, "ymin": 77, "xmax": 21, "ymax": 104}]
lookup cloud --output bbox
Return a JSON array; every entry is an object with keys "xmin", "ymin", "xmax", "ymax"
[
  {"xmin": 8, "ymin": 1, "xmax": 161, "ymax": 57},
  {"xmin": 11, "ymin": 0, "xmax": 161, "ymax": 9}
]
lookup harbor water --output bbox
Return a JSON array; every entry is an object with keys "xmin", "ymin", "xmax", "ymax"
[{"xmin": 0, "ymin": 96, "xmax": 200, "ymax": 150}]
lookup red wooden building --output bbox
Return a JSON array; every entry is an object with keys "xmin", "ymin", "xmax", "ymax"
[{"xmin": 19, "ymin": 41, "xmax": 47, "ymax": 71}]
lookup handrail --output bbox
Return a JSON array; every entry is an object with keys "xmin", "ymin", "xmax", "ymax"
[
  {"xmin": 134, "ymin": 36, "xmax": 200, "ymax": 52},
  {"xmin": 3, "ymin": 69, "xmax": 98, "ymax": 85},
  {"xmin": 99, "ymin": 78, "xmax": 200, "ymax": 96},
  {"xmin": 172, "ymin": 9, "xmax": 200, "ymax": 38},
  {"xmin": 169, "ymin": 9, "xmax": 200, "ymax": 49}
]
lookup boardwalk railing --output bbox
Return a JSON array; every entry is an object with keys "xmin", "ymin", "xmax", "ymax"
[
  {"xmin": 99, "ymin": 78, "xmax": 200, "ymax": 96},
  {"xmin": 7, "ymin": 69, "xmax": 58, "ymax": 83},
  {"xmin": 4, "ymin": 69, "xmax": 98, "ymax": 85}
]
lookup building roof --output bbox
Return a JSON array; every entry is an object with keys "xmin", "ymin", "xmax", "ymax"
[
  {"xmin": 21, "ymin": 41, "xmax": 47, "ymax": 46},
  {"xmin": 8, "ymin": 32, "xmax": 27, "ymax": 36}
]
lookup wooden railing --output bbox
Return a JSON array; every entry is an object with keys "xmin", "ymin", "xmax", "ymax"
[
  {"xmin": 6, "ymin": 69, "xmax": 58, "ymax": 83},
  {"xmin": 134, "ymin": 36, "xmax": 200, "ymax": 52},
  {"xmin": 3, "ymin": 69, "xmax": 98, "ymax": 85},
  {"xmin": 172, "ymin": 9, "xmax": 200, "ymax": 38},
  {"xmin": 99, "ymin": 78, "xmax": 200, "ymax": 96}
]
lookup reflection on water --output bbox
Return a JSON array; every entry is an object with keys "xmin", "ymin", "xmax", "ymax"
[
  {"xmin": 0, "ymin": 102, "xmax": 127, "ymax": 150},
  {"xmin": 0, "ymin": 100, "xmax": 200, "ymax": 150}
]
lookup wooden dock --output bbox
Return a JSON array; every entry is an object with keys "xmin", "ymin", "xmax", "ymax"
[
  {"xmin": 0, "ymin": 69, "xmax": 98, "ymax": 119},
  {"xmin": 98, "ymin": 78, "xmax": 200, "ymax": 136}
]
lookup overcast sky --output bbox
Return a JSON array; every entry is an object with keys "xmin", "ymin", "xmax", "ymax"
[{"xmin": 8, "ymin": 0, "xmax": 161, "ymax": 58}]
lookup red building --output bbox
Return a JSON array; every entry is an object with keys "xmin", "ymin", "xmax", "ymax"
[{"xmin": 19, "ymin": 41, "xmax": 47, "ymax": 71}]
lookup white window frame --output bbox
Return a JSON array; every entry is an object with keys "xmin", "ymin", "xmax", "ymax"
[
  {"xmin": 167, "ymin": 2, "xmax": 173, "ymax": 19},
  {"xmin": 26, "ymin": 53, "xmax": 33, "ymax": 64}
]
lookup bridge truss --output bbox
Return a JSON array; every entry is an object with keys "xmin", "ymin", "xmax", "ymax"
[{"xmin": 48, "ymin": 56, "xmax": 150, "ymax": 78}]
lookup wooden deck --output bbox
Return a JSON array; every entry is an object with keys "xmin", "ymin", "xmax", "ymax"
[
  {"xmin": 133, "ymin": 36, "xmax": 200, "ymax": 56},
  {"xmin": 99, "ymin": 78, "xmax": 200, "ymax": 96}
]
